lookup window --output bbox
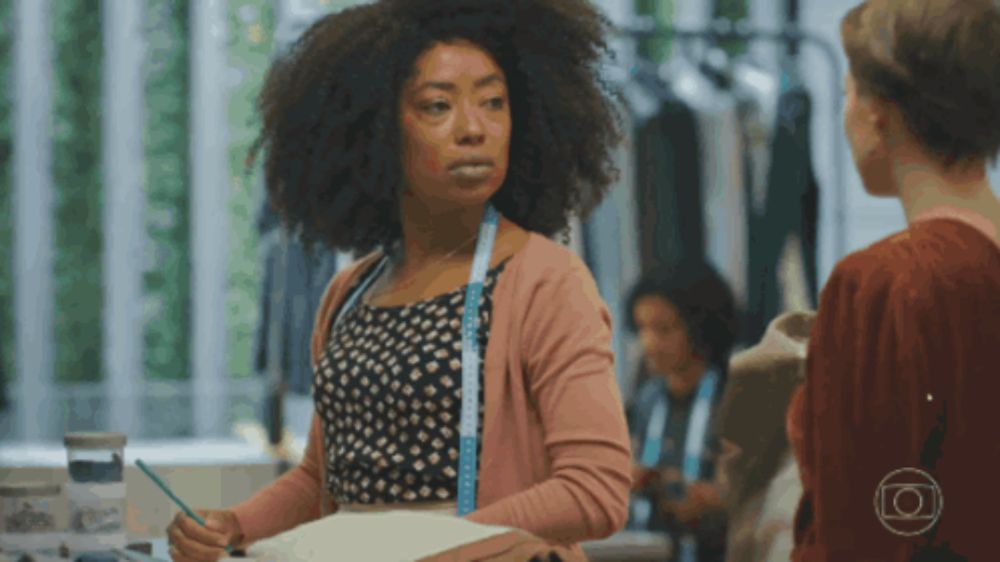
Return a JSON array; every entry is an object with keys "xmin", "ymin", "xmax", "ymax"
[{"xmin": 0, "ymin": 0, "xmax": 286, "ymax": 449}]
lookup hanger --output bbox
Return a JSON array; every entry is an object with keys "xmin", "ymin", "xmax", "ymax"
[{"xmin": 698, "ymin": 45, "xmax": 733, "ymax": 90}]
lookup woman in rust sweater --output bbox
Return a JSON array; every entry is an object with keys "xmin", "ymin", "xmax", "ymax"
[
  {"xmin": 788, "ymin": 1, "xmax": 1000, "ymax": 561},
  {"xmin": 165, "ymin": 1, "xmax": 632, "ymax": 560}
]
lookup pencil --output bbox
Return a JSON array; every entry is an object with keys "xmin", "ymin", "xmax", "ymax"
[{"xmin": 135, "ymin": 458, "xmax": 234, "ymax": 553}]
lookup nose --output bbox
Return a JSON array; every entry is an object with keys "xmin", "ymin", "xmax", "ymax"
[
  {"xmin": 638, "ymin": 331, "xmax": 659, "ymax": 355},
  {"xmin": 455, "ymin": 101, "xmax": 486, "ymax": 146}
]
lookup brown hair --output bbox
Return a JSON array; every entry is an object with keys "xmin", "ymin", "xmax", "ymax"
[{"xmin": 841, "ymin": 0, "xmax": 1000, "ymax": 165}]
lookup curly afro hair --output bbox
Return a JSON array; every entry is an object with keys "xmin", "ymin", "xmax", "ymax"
[
  {"xmin": 625, "ymin": 260, "xmax": 741, "ymax": 373},
  {"xmin": 248, "ymin": 0, "xmax": 622, "ymax": 253}
]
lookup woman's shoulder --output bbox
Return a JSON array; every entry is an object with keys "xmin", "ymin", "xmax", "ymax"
[
  {"xmin": 326, "ymin": 250, "xmax": 384, "ymax": 292},
  {"xmin": 506, "ymin": 234, "xmax": 611, "ymax": 320},
  {"xmin": 314, "ymin": 251, "xmax": 386, "ymax": 321},
  {"xmin": 824, "ymin": 218, "xmax": 1000, "ymax": 312},
  {"xmin": 843, "ymin": 218, "xmax": 999, "ymax": 268},
  {"xmin": 512, "ymin": 233, "xmax": 595, "ymax": 287},
  {"xmin": 519, "ymin": 232, "xmax": 588, "ymax": 268}
]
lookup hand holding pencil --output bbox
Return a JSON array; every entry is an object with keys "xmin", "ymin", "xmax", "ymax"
[
  {"xmin": 135, "ymin": 459, "xmax": 244, "ymax": 562},
  {"xmin": 166, "ymin": 508, "xmax": 243, "ymax": 562}
]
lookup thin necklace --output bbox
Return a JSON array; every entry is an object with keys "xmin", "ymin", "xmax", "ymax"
[{"xmin": 364, "ymin": 230, "xmax": 484, "ymax": 305}]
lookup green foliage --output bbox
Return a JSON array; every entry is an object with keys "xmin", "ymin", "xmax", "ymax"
[
  {"xmin": 635, "ymin": 0, "xmax": 676, "ymax": 63},
  {"xmin": 713, "ymin": 0, "xmax": 749, "ymax": 57},
  {"xmin": 51, "ymin": 0, "xmax": 104, "ymax": 384},
  {"xmin": 634, "ymin": 0, "xmax": 748, "ymax": 62},
  {"xmin": 0, "ymin": 0, "xmax": 13, "ymax": 397},
  {"xmin": 226, "ymin": 0, "xmax": 275, "ymax": 380},
  {"xmin": 143, "ymin": 0, "xmax": 191, "ymax": 381}
]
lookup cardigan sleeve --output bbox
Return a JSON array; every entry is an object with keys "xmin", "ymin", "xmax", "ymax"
[
  {"xmin": 466, "ymin": 260, "xmax": 633, "ymax": 544},
  {"xmin": 227, "ymin": 255, "xmax": 378, "ymax": 543},
  {"xmin": 230, "ymin": 413, "xmax": 325, "ymax": 543}
]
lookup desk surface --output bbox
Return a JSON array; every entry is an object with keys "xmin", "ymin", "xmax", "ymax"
[
  {"xmin": 144, "ymin": 530, "xmax": 670, "ymax": 561},
  {"xmin": 148, "ymin": 540, "xmax": 168, "ymax": 560}
]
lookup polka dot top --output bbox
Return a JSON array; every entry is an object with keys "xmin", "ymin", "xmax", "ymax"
[{"xmin": 312, "ymin": 258, "xmax": 509, "ymax": 505}]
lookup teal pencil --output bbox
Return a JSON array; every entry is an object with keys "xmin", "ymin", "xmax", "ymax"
[{"xmin": 135, "ymin": 458, "xmax": 234, "ymax": 553}]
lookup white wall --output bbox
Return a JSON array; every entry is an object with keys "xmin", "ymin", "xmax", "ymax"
[{"xmin": 798, "ymin": 0, "xmax": 893, "ymax": 289}]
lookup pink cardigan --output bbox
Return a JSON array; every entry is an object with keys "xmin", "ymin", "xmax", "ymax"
[{"xmin": 232, "ymin": 233, "xmax": 633, "ymax": 548}]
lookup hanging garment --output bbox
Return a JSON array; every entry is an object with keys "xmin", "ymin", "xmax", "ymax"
[
  {"xmin": 744, "ymin": 84, "xmax": 819, "ymax": 346},
  {"xmin": 669, "ymin": 61, "xmax": 749, "ymax": 309},
  {"xmin": 583, "ymin": 102, "xmax": 643, "ymax": 391},
  {"xmin": 634, "ymin": 92, "xmax": 705, "ymax": 272},
  {"xmin": 253, "ymin": 206, "xmax": 340, "ymax": 396},
  {"xmin": 0, "ymin": 326, "xmax": 7, "ymax": 411},
  {"xmin": 697, "ymin": 103, "xmax": 749, "ymax": 310},
  {"xmin": 731, "ymin": 60, "xmax": 780, "ymax": 223}
]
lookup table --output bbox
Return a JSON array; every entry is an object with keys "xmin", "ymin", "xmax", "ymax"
[
  {"xmin": 581, "ymin": 531, "xmax": 672, "ymax": 562},
  {"xmin": 144, "ymin": 532, "xmax": 672, "ymax": 561}
]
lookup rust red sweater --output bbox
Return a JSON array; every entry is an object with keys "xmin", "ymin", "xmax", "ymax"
[{"xmin": 788, "ymin": 215, "xmax": 1000, "ymax": 562}]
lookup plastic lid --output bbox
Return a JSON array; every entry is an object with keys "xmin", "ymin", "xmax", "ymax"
[
  {"xmin": 64, "ymin": 432, "xmax": 127, "ymax": 449},
  {"xmin": 0, "ymin": 482, "xmax": 61, "ymax": 497}
]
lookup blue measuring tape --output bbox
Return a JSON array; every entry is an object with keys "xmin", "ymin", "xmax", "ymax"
[
  {"xmin": 332, "ymin": 204, "xmax": 500, "ymax": 516},
  {"xmin": 456, "ymin": 204, "xmax": 500, "ymax": 515},
  {"xmin": 636, "ymin": 369, "xmax": 720, "ymax": 562}
]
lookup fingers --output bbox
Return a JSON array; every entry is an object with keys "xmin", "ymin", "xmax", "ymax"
[
  {"xmin": 631, "ymin": 466, "xmax": 656, "ymax": 490},
  {"xmin": 687, "ymin": 482, "xmax": 709, "ymax": 501},
  {"xmin": 167, "ymin": 511, "xmax": 230, "ymax": 562},
  {"xmin": 688, "ymin": 482, "xmax": 722, "ymax": 507},
  {"xmin": 176, "ymin": 511, "xmax": 231, "ymax": 548},
  {"xmin": 169, "ymin": 536, "xmax": 228, "ymax": 562},
  {"xmin": 659, "ymin": 467, "xmax": 683, "ymax": 484},
  {"xmin": 169, "ymin": 545, "xmax": 225, "ymax": 562}
]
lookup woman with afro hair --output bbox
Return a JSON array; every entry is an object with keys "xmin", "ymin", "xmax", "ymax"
[
  {"xmin": 165, "ymin": 0, "xmax": 632, "ymax": 560},
  {"xmin": 624, "ymin": 260, "xmax": 738, "ymax": 562}
]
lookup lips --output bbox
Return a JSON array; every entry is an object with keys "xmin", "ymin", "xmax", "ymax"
[{"xmin": 448, "ymin": 157, "xmax": 495, "ymax": 181}]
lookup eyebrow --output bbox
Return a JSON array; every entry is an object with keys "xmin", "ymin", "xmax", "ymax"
[{"xmin": 415, "ymin": 74, "xmax": 505, "ymax": 94}]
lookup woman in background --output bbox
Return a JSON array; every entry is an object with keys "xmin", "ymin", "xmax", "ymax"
[
  {"xmin": 625, "ymin": 261, "xmax": 739, "ymax": 562},
  {"xmin": 165, "ymin": 1, "xmax": 632, "ymax": 560},
  {"xmin": 788, "ymin": 1, "xmax": 1000, "ymax": 560}
]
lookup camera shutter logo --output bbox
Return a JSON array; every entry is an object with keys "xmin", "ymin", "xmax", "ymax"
[{"xmin": 874, "ymin": 467, "xmax": 944, "ymax": 536}]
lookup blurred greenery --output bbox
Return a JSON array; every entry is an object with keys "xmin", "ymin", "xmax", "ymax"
[
  {"xmin": 143, "ymin": 0, "xmax": 190, "ymax": 381},
  {"xmin": 0, "ymin": 0, "xmax": 12, "ymax": 402},
  {"xmin": 226, "ymin": 0, "xmax": 275, "ymax": 380},
  {"xmin": 714, "ymin": 0, "xmax": 749, "ymax": 57},
  {"xmin": 51, "ymin": 0, "xmax": 104, "ymax": 384},
  {"xmin": 635, "ymin": 0, "xmax": 675, "ymax": 63},
  {"xmin": 635, "ymin": 0, "xmax": 748, "ymax": 62}
]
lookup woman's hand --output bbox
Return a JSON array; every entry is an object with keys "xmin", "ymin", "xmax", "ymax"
[
  {"xmin": 661, "ymin": 482, "xmax": 724, "ymax": 527},
  {"xmin": 166, "ymin": 509, "xmax": 243, "ymax": 562},
  {"xmin": 631, "ymin": 465, "xmax": 657, "ymax": 491},
  {"xmin": 632, "ymin": 465, "xmax": 686, "ymax": 492}
]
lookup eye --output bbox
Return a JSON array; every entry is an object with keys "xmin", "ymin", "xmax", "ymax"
[
  {"xmin": 485, "ymin": 96, "xmax": 506, "ymax": 110},
  {"xmin": 657, "ymin": 322, "xmax": 680, "ymax": 335},
  {"xmin": 421, "ymin": 100, "xmax": 450, "ymax": 115}
]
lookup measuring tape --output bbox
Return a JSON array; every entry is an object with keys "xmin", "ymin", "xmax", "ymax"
[{"xmin": 332, "ymin": 204, "xmax": 500, "ymax": 516}]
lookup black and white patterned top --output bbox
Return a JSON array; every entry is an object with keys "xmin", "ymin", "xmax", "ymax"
[{"xmin": 313, "ymin": 258, "xmax": 509, "ymax": 505}]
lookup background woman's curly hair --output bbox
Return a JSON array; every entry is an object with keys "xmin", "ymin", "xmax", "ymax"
[{"xmin": 247, "ymin": 0, "xmax": 623, "ymax": 254}]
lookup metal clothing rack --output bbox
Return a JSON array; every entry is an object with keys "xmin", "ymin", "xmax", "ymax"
[{"xmin": 615, "ymin": 16, "xmax": 848, "ymax": 267}]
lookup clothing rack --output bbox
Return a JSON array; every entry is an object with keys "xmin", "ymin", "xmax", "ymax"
[{"xmin": 614, "ymin": 16, "xmax": 848, "ymax": 267}]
